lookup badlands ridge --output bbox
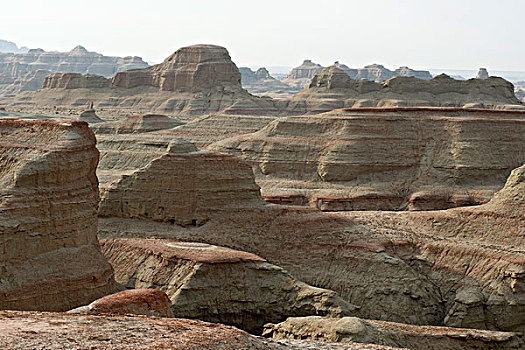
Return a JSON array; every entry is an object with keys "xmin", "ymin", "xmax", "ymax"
[{"xmin": 0, "ymin": 44, "xmax": 524, "ymax": 349}]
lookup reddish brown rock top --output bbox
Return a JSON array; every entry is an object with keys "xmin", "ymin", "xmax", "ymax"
[
  {"xmin": 102, "ymin": 238, "xmax": 266, "ymax": 264},
  {"xmin": 0, "ymin": 311, "xmax": 398, "ymax": 349}
]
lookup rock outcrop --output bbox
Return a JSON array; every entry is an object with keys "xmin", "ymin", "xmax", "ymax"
[
  {"xmin": 0, "ymin": 39, "xmax": 28, "ymax": 54},
  {"xmin": 3, "ymin": 45, "xmax": 280, "ymax": 115},
  {"xmin": 98, "ymin": 139, "xmax": 265, "ymax": 225},
  {"xmin": 92, "ymin": 114, "xmax": 184, "ymax": 134},
  {"xmin": 394, "ymin": 66, "xmax": 433, "ymax": 80},
  {"xmin": 264, "ymin": 316, "xmax": 525, "ymax": 350},
  {"xmin": 476, "ymin": 68, "xmax": 489, "ymax": 79},
  {"xmin": 0, "ymin": 311, "xmax": 400, "ymax": 350},
  {"xmin": 69, "ymin": 288, "xmax": 173, "ymax": 317},
  {"xmin": 101, "ymin": 238, "xmax": 354, "ymax": 333},
  {"xmin": 0, "ymin": 45, "xmax": 148, "ymax": 96},
  {"xmin": 0, "ymin": 118, "xmax": 114, "ymax": 311},
  {"xmin": 240, "ymin": 67, "xmax": 295, "ymax": 97},
  {"xmin": 209, "ymin": 107, "xmax": 525, "ymax": 211},
  {"xmin": 286, "ymin": 67, "xmax": 522, "ymax": 112},
  {"xmin": 281, "ymin": 59, "xmax": 324, "ymax": 89},
  {"xmin": 78, "ymin": 109, "xmax": 104, "ymax": 124}
]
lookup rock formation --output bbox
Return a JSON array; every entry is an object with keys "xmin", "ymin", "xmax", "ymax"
[
  {"xmin": 98, "ymin": 139, "xmax": 265, "ymax": 225},
  {"xmin": 286, "ymin": 67, "xmax": 522, "ymax": 112},
  {"xmin": 78, "ymin": 108, "xmax": 104, "ymax": 124},
  {"xmin": 0, "ymin": 39, "xmax": 29, "ymax": 54},
  {"xmin": 240, "ymin": 67, "xmax": 295, "ymax": 97},
  {"xmin": 281, "ymin": 59, "xmax": 324, "ymax": 89},
  {"xmin": 394, "ymin": 66, "xmax": 433, "ymax": 80},
  {"xmin": 69, "ymin": 289, "xmax": 173, "ymax": 317},
  {"xmin": 92, "ymin": 114, "xmax": 184, "ymax": 134},
  {"xmin": 101, "ymin": 238, "xmax": 355, "ymax": 333},
  {"xmin": 0, "ymin": 311, "xmax": 399, "ymax": 350},
  {"xmin": 0, "ymin": 118, "xmax": 114, "ymax": 311},
  {"xmin": 2, "ymin": 45, "xmax": 280, "ymax": 115},
  {"xmin": 0, "ymin": 45, "xmax": 148, "ymax": 96},
  {"xmin": 476, "ymin": 68, "xmax": 489, "ymax": 79},
  {"xmin": 264, "ymin": 316, "xmax": 525, "ymax": 350},
  {"xmin": 208, "ymin": 107, "xmax": 525, "ymax": 210}
]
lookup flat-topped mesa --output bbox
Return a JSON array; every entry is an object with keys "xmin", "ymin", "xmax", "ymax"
[
  {"xmin": 43, "ymin": 72, "xmax": 110, "ymax": 89},
  {"xmin": 394, "ymin": 66, "xmax": 433, "ymax": 80},
  {"xmin": 0, "ymin": 118, "xmax": 114, "ymax": 311},
  {"xmin": 288, "ymin": 67, "xmax": 522, "ymax": 113},
  {"xmin": 111, "ymin": 44, "xmax": 242, "ymax": 92}
]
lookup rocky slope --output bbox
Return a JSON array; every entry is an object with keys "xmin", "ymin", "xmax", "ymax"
[
  {"xmin": 3, "ymin": 44, "xmax": 280, "ymax": 115},
  {"xmin": 101, "ymin": 238, "xmax": 354, "ymax": 333},
  {"xmin": 0, "ymin": 118, "xmax": 114, "ymax": 311},
  {"xmin": 0, "ymin": 311, "xmax": 400, "ymax": 350},
  {"xmin": 0, "ymin": 45, "xmax": 148, "ymax": 96},
  {"xmin": 264, "ymin": 316, "xmax": 525, "ymax": 349},
  {"xmin": 286, "ymin": 67, "xmax": 522, "ymax": 112},
  {"xmin": 98, "ymin": 162, "xmax": 524, "ymax": 332},
  {"xmin": 208, "ymin": 107, "xmax": 525, "ymax": 210}
]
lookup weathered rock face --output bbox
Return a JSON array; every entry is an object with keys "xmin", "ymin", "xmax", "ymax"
[
  {"xmin": 264, "ymin": 316, "xmax": 525, "ymax": 350},
  {"xmin": 281, "ymin": 59, "xmax": 324, "ymax": 89},
  {"xmin": 101, "ymin": 238, "xmax": 355, "ymax": 334},
  {"xmin": 287, "ymin": 67, "xmax": 522, "ymax": 113},
  {"xmin": 4, "ymin": 45, "xmax": 280, "ymax": 115},
  {"xmin": 0, "ymin": 118, "xmax": 114, "ymax": 311},
  {"xmin": 69, "ymin": 288, "xmax": 173, "ymax": 317},
  {"xmin": 0, "ymin": 39, "xmax": 28, "ymax": 54},
  {"xmin": 98, "ymin": 140, "xmax": 265, "ymax": 225},
  {"xmin": 208, "ymin": 108, "xmax": 525, "ymax": 211},
  {"xmin": 42, "ymin": 72, "xmax": 111, "ymax": 89},
  {"xmin": 476, "ymin": 68, "xmax": 489, "ymax": 79},
  {"xmin": 112, "ymin": 45, "xmax": 241, "ymax": 92},
  {"xmin": 0, "ymin": 45, "xmax": 148, "ymax": 96},
  {"xmin": 240, "ymin": 67, "xmax": 295, "ymax": 97},
  {"xmin": 0, "ymin": 311, "xmax": 399, "ymax": 350},
  {"xmin": 394, "ymin": 66, "xmax": 433, "ymax": 80},
  {"xmin": 92, "ymin": 114, "xmax": 184, "ymax": 134}
]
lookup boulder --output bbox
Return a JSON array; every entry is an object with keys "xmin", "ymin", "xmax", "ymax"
[{"xmin": 0, "ymin": 118, "xmax": 114, "ymax": 311}]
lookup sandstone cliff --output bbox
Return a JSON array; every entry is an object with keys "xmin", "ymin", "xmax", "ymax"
[
  {"xmin": 0, "ymin": 118, "xmax": 114, "ymax": 311},
  {"xmin": 208, "ymin": 108, "xmax": 525, "ymax": 211},
  {"xmin": 102, "ymin": 238, "xmax": 354, "ymax": 333},
  {"xmin": 287, "ymin": 67, "xmax": 522, "ymax": 113},
  {"xmin": 0, "ymin": 45, "xmax": 148, "ymax": 96}
]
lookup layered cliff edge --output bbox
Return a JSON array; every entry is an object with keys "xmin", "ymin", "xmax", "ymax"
[{"xmin": 0, "ymin": 118, "xmax": 114, "ymax": 311}]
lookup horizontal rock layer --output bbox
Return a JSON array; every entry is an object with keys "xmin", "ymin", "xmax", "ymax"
[
  {"xmin": 209, "ymin": 107, "xmax": 525, "ymax": 210},
  {"xmin": 0, "ymin": 118, "xmax": 114, "ymax": 311},
  {"xmin": 102, "ymin": 238, "xmax": 354, "ymax": 333}
]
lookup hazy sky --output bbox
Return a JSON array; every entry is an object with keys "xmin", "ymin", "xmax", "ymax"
[{"xmin": 1, "ymin": 0, "xmax": 524, "ymax": 71}]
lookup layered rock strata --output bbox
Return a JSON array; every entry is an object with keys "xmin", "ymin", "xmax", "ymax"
[
  {"xmin": 0, "ymin": 45, "xmax": 148, "ymax": 96},
  {"xmin": 264, "ymin": 316, "xmax": 525, "ymax": 350},
  {"xmin": 98, "ymin": 164, "xmax": 525, "ymax": 331},
  {"xmin": 98, "ymin": 140, "xmax": 265, "ymax": 225},
  {"xmin": 209, "ymin": 107, "xmax": 525, "ymax": 210},
  {"xmin": 0, "ymin": 311, "xmax": 401, "ymax": 350},
  {"xmin": 101, "ymin": 238, "xmax": 354, "ymax": 333},
  {"xmin": 0, "ymin": 118, "xmax": 114, "ymax": 311},
  {"xmin": 281, "ymin": 60, "xmax": 324, "ymax": 89},
  {"xmin": 92, "ymin": 114, "xmax": 184, "ymax": 134},
  {"xmin": 240, "ymin": 67, "xmax": 296, "ymax": 98},
  {"xmin": 287, "ymin": 67, "xmax": 522, "ymax": 113},
  {"xmin": 3, "ymin": 45, "xmax": 280, "ymax": 115}
]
